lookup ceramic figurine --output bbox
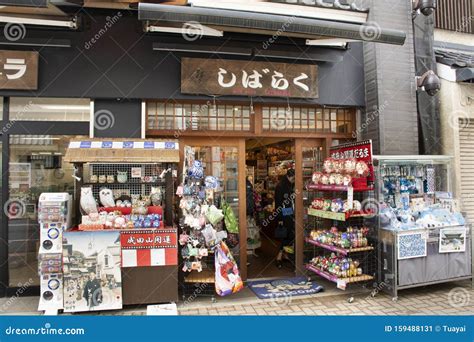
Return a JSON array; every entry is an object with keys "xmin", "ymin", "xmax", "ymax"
[
  {"xmin": 90, "ymin": 175, "xmax": 98, "ymax": 183},
  {"xmin": 98, "ymin": 175, "xmax": 106, "ymax": 184},
  {"xmin": 150, "ymin": 186, "xmax": 163, "ymax": 206},
  {"xmin": 80, "ymin": 187, "xmax": 98, "ymax": 214},
  {"xmin": 117, "ymin": 171, "xmax": 128, "ymax": 183},
  {"xmin": 99, "ymin": 187, "xmax": 115, "ymax": 207},
  {"xmin": 107, "ymin": 175, "xmax": 115, "ymax": 184}
]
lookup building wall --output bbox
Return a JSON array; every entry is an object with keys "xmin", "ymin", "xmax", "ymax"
[
  {"xmin": 363, "ymin": 0, "xmax": 418, "ymax": 155},
  {"xmin": 439, "ymin": 79, "xmax": 474, "ymax": 198},
  {"xmin": 0, "ymin": 11, "xmax": 366, "ymax": 108}
]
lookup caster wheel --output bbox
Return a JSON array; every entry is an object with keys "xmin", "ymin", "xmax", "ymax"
[
  {"xmin": 347, "ymin": 297, "xmax": 354, "ymax": 303},
  {"xmin": 392, "ymin": 297, "xmax": 398, "ymax": 302},
  {"xmin": 211, "ymin": 297, "xmax": 217, "ymax": 303},
  {"xmin": 371, "ymin": 290, "xmax": 377, "ymax": 298}
]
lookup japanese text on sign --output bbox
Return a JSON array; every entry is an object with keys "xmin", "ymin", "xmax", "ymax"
[
  {"xmin": 0, "ymin": 50, "xmax": 38, "ymax": 90},
  {"xmin": 181, "ymin": 58, "xmax": 318, "ymax": 99}
]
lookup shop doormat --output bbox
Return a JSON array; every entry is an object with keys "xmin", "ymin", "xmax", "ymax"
[{"xmin": 248, "ymin": 277, "xmax": 323, "ymax": 300}]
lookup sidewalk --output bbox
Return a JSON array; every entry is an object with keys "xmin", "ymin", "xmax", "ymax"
[{"xmin": 1, "ymin": 280, "xmax": 472, "ymax": 316}]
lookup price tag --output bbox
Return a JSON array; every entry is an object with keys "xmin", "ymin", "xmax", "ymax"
[
  {"xmin": 347, "ymin": 186, "xmax": 354, "ymax": 210},
  {"xmin": 337, "ymin": 279, "xmax": 347, "ymax": 290}
]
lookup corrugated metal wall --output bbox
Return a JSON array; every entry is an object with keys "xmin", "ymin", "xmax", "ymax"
[{"xmin": 435, "ymin": 0, "xmax": 473, "ymax": 33}]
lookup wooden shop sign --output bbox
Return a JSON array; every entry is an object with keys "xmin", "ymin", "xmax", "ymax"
[
  {"xmin": 181, "ymin": 57, "xmax": 318, "ymax": 98},
  {"xmin": 0, "ymin": 50, "xmax": 38, "ymax": 90}
]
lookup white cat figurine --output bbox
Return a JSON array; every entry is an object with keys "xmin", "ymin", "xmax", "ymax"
[
  {"xmin": 80, "ymin": 187, "xmax": 98, "ymax": 214},
  {"xmin": 99, "ymin": 187, "xmax": 116, "ymax": 208}
]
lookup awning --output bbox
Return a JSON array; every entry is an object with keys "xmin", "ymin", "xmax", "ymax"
[
  {"xmin": 138, "ymin": 3, "xmax": 406, "ymax": 46},
  {"xmin": 64, "ymin": 139, "xmax": 180, "ymax": 163}
]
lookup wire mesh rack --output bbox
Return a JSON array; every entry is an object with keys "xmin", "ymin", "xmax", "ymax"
[{"xmin": 83, "ymin": 163, "xmax": 174, "ymax": 200}]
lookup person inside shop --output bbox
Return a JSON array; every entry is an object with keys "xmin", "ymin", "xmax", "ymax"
[
  {"xmin": 83, "ymin": 271, "xmax": 103, "ymax": 308},
  {"xmin": 274, "ymin": 168, "xmax": 295, "ymax": 269}
]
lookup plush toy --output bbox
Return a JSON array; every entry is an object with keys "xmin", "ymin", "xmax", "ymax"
[
  {"xmin": 328, "ymin": 174, "xmax": 337, "ymax": 185},
  {"xmin": 99, "ymin": 187, "xmax": 115, "ymax": 208},
  {"xmin": 80, "ymin": 187, "xmax": 98, "ymax": 214}
]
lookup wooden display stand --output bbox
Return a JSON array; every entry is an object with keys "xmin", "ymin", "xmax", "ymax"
[{"xmin": 64, "ymin": 139, "xmax": 180, "ymax": 305}]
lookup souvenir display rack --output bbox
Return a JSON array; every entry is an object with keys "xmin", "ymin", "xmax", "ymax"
[
  {"xmin": 63, "ymin": 139, "xmax": 180, "ymax": 306},
  {"xmin": 178, "ymin": 146, "xmax": 244, "ymax": 302},
  {"xmin": 304, "ymin": 141, "xmax": 377, "ymax": 296},
  {"xmin": 374, "ymin": 155, "xmax": 472, "ymax": 300}
]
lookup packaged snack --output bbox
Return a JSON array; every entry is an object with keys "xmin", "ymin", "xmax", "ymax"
[
  {"xmin": 344, "ymin": 158, "xmax": 357, "ymax": 174},
  {"xmin": 323, "ymin": 158, "xmax": 335, "ymax": 173},
  {"xmin": 355, "ymin": 161, "xmax": 369, "ymax": 177},
  {"xmin": 312, "ymin": 171, "xmax": 323, "ymax": 184}
]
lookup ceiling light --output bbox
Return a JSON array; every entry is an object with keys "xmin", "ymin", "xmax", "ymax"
[
  {"xmin": 39, "ymin": 105, "xmax": 90, "ymax": 110},
  {"xmin": 0, "ymin": 15, "xmax": 78, "ymax": 29}
]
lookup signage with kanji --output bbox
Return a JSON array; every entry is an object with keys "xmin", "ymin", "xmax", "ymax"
[
  {"xmin": 0, "ymin": 50, "xmax": 38, "ymax": 90},
  {"xmin": 120, "ymin": 228, "xmax": 178, "ymax": 267},
  {"xmin": 181, "ymin": 58, "xmax": 318, "ymax": 98}
]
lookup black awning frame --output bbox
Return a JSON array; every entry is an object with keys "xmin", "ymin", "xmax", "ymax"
[{"xmin": 138, "ymin": 3, "xmax": 406, "ymax": 46}]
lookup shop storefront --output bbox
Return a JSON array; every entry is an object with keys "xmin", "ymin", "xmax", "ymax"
[
  {"xmin": 0, "ymin": 9, "xmax": 369, "ymax": 298},
  {"xmin": 6, "ymin": 5, "xmax": 468, "ymax": 312}
]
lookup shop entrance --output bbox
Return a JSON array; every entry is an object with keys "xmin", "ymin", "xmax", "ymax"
[
  {"xmin": 179, "ymin": 137, "xmax": 326, "ymax": 281},
  {"xmin": 246, "ymin": 138, "xmax": 296, "ymax": 279}
]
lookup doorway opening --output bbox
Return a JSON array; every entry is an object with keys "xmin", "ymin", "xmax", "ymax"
[{"xmin": 245, "ymin": 138, "xmax": 296, "ymax": 280}]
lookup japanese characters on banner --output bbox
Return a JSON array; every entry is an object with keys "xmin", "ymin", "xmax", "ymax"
[
  {"xmin": 181, "ymin": 58, "xmax": 318, "ymax": 98},
  {"xmin": 0, "ymin": 50, "xmax": 38, "ymax": 90},
  {"xmin": 330, "ymin": 140, "xmax": 374, "ymax": 185},
  {"xmin": 121, "ymin": 228, "xmax": 178, "ymax": 267}
]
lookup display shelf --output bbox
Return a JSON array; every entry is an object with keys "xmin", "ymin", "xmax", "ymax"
[
  {"xmin": 305, "ymin": 237, "xmax": 374, "ymax": 255},
  {"xmin": 184, "ymin": 269, "xmax": 215, "ymax": 284},
  {"xmin": 83, "ymin": 181, "xmax": 166, "ymax": 186},
  {"xmin": 305, "ymin": 264, "xmax": 374, "ymax": 284},
  {"xmin": 306, "ymin": 184, "xmax": 374, "ymax": 192},
  {"xmin": 307, "ymin": 208, "xmax": 374, "ymax": 221}
]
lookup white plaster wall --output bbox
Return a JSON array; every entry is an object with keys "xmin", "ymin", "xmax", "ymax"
[{"xmin": 439, "ymin": 79, "xmax": 474, "ymax": 198}]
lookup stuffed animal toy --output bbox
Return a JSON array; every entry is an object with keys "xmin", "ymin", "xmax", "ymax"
[
  {"xmin": 99, "ymin": 187, "xmax": 115, "ymax": 208},
  {"xmin": 80, "ymin": 187, "xmax": 98, "ymax": 214}
]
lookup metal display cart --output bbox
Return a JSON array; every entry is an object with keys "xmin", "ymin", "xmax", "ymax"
[{"xmin": 373, "ymin": 155, "xmax": 473, "ymax": 300}]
